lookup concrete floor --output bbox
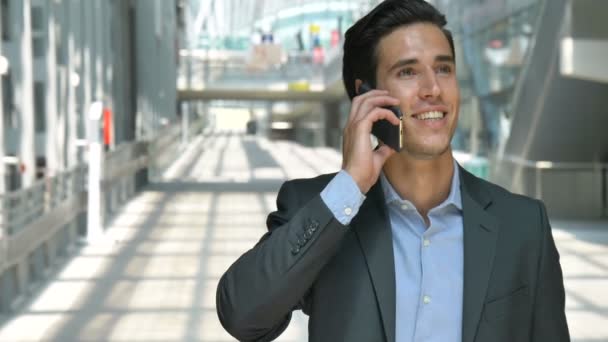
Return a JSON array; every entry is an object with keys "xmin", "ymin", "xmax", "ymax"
[{"xmin": 0, "ymin": 132, "xmax": 606, "ymax": 341}]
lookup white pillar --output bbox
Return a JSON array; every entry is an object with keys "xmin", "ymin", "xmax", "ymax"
[
  {"xmin": 55, "ymin": 1, "xmax": 67, "ymax": 170},
  {"xmin": 0, "ymin": 9, "xmax": 6, "ymax": 194},
  {"xmin": 86, "ymin": 101, "xmax": 103, "ymax": 243},
  {"xmin": 94, "ymin": 0, "xmax": 103, "ymax": 101},
  {"xmin": 19, "ymin": 0, "xmax": 36, "ymax": 187},
  {"xmin": 82, "ymin": 1, "xmax": 93, "ymax": 125},
  {"xmin": 0, "ymin": 5, "xmax": 6, "ymax": 269},
  {"xmin": 66, "ymin": 1, "xmax": 79, "ymax": 169},
  {"xmin": 45, "ymin": 0, "xmax": 59, "ymax": 177}
]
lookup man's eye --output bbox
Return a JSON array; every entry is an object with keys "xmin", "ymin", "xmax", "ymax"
[
  {"xmin": 398, "ymin": 68, "xmax": 416, "ymax": 77},
  {"xmin": 437, "ymin": 65, "xmax": 453, "ymax": 74}
]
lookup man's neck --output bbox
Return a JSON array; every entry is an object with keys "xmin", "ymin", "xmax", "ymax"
[{"xmin": 382, "ymin": 149, "xmax": 455, "ymax": 224}]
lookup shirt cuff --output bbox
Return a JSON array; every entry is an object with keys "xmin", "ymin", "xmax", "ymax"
[{"xmin": 320, "ymin": 170, "xmax": 366, "ymax": 225}]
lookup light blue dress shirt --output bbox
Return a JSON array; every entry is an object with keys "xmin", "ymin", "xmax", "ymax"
[{"xmin": 320, "ymin": 161, "xmax": 464, "ymax": 342}]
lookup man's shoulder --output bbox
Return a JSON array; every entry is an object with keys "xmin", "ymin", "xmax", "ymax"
[
  {"xmin": 463, "ymin": 169, "xmax": 542, "ymax": 217},
  {"xmin": 482, "ymin": 176, "xmax": 538, "ymax": 204}
]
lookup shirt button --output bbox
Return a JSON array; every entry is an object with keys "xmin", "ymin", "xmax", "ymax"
[
  {"xmin": 423, "ymin": 295, "xmax": 431, "ymax": 304},
  {"xmin": 344, "ymin": 207, "xmax": 353, "ymax": 216},
  {"xmin": 423, "ymin": 239, "xmax": 430, "ymax": 247},
  {"xmin": 400, "ymin": 204, "xmax": 408, "ymax": 210}
]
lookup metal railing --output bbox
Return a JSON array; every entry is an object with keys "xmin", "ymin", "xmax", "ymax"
[
  {"xmin": 177, "ymin": 48, "xmax": 344, "ymax": 91},
  {"xmin": 0, "ymin": 163, "xmax": 88, "ymax": 312},
  {"xmin": 0, "ymin": 165, "xmax": 87, "ymax": 237},
  {"xmin": 0, "ymin": 115, "xmax": 207, "ymax": 312},
  {"xmin": 492, "ymin": 155, "xmax": 608, "ymax": 219}
]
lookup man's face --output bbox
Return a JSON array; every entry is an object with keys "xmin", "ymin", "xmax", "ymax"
[{"xmin": 375, "ymin": 23, "xmax": 459, "ymax": 159}]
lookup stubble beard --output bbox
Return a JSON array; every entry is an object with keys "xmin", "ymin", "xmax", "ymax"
[{"xmin": 400, "ymin": 135, "xmax": 452, "ymax": 160}]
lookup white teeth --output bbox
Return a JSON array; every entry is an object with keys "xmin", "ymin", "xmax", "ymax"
[{"xmin": 415, "ymin": 111, "xmax": 445, "ymax": 120}]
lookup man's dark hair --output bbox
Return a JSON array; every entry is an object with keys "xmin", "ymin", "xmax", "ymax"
[{"xmin": 342, "ymin": 0, "xmax": 455, "ymax": 100}]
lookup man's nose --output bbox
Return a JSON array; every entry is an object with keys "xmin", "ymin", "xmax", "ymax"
[{"xmin": 418, "ymin": 69, "xmax": 441, "ymax": 99}]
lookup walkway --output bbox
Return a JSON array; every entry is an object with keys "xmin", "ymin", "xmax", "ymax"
[{"xmin": 0, "ymin": 132, "xmax": 605, "ymax": 341}]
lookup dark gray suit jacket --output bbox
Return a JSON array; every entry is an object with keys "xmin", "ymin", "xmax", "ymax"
[{"xmin": 216, "ymin": 166, "xmax": 570, "ymax": 342}]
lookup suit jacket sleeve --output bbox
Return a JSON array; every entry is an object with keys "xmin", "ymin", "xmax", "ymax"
[
  {"xmin": 531, "ymin": 200, "xmax": 570, "ymax": 341},
  {"xmin": 216, "ymin": 179, "xmax": 348, "ymax": 341}
]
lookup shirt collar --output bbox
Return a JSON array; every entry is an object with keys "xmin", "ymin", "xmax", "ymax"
[{"xmin": 379, "ymin": 159, "xmax": 462, "ymax": 211}]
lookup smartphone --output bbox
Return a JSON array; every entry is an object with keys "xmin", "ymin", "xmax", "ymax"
[{"xmin": 358, "ymin": 82, "xmax": 403, "ymax": 151}]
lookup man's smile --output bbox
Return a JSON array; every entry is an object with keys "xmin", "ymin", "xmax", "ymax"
[{"xmin": 412, "ymin": 110, "xmax": 446, "ymax": 120}]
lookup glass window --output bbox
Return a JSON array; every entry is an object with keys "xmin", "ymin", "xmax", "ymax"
[
  {"xmin": 1, "ymin": 0, "xmax": 9, "ymax": 41},
  {"xmin": 2, "ymin": 72, "xmax": 14, "ymax": 129},
  {"xmin": 32, "ymin": 36, "xmax": 46, "ymax": 58},
  {"xmin": 31, "ymin": 6, "xmax": 46, "ymax": 58},
  {"xmin": 55, "ymin": 23, "xmax": 65, "ymax": 65},
  {"xmin": 34, "ymin": 82, "xmax": 46, "ymax": 133},
  {"xmin": 31, "ymin": 6, "xmax": 45, "ymax": 32}
]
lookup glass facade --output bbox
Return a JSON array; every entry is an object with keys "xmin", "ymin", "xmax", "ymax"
[
  {"xmin": 194, "ymin": 4, "xmax": 359, "ymax": 52},
  {"xmin": 186, "ymin": 0, "xmax": 549, "ymax": 159},
  {"xmin": 434, "ymin": 0, "xmax": 543, "ymax": 156}
]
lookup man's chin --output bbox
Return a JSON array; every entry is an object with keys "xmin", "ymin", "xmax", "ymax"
[{"xmin": 400, "ymin": 143, "xmax": 452, "ymax": 160}]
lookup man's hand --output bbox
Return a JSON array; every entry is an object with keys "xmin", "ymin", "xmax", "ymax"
[{"xmin": 342, "ymin": 89, "xmax": 401, "ymax": 194}]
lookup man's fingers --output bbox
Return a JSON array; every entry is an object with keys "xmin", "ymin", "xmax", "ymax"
[
  {"xmin": 348, "ymin": 90, "xmax": 391, "ymax": 124},
  {"xmin": 353, "ymin": 95, "xmax": 400, "ymax": 123},
  {"xmin": 374, "ymin": 144, "xmax": 396, "ymax": 164},
  {"xmin": 356, "ymin": 107, "xmax": 401, "ymax": 130},
  {"xmin": 377, "ymin": 109, "xmax": 402, "ymax": 126}
]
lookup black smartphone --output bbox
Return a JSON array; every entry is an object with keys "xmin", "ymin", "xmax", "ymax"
[{"xmin": 358, "ymin": 82, "xmax": 403, "ymax": 151}]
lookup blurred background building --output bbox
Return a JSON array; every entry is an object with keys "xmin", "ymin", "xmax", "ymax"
[
  {"xmin": 180, "ymin": 0, "xmax": 608, "ymax": 219},
  {"xmin": 2, "ymin": 0, "xmax": 606, "ymax": 216},
  {"xmin": 0, "ymin": 0, "xmax": 180, "ymax": 192},
  {"xmin": 0, "ymin": 0, "xmax": 606, "ymax": 341}
]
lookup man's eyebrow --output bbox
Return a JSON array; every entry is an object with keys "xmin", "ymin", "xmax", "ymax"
[
  {"xmin": 388, "ymin": 58, "xmax": 418, "ymax": 72},
  {"xmin": 388, "ymin": 55, "xmax": 455, "ymax": 72},
  {"xmin": 436, "ymin": 55, "xmax": 455, "ymax": 63}
]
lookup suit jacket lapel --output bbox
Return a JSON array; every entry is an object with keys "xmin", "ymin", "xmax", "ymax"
[
  {"xmin": 349, "ymin": 167, "xmax": 499, "ymax": 342},
  {"xmin": 352, "ymin": 181, "xmax": 396, "ymax": 342},
  {"xmin": 459, "ymin": 166, "xmax": 500, "ymax": 342}
]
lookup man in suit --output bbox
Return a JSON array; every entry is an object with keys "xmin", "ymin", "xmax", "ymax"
[{"xmin": 216, "ymin": 0, "xmax": 570, "ymax": 341}]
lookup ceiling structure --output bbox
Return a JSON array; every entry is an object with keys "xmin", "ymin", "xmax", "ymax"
[{"xmin": 185, "ymin": 0, "xmax": 381, "ymax": 48}]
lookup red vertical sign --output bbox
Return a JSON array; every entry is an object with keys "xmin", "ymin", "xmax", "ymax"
[{"xmin": 103, "ymin": 108, "xmax": 113, "ymax": 147}]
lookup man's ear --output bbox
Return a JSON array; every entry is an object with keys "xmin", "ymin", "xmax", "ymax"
[{"xmin": 355, "ymin": 79, "xmax": 363, "ymax": 95}]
